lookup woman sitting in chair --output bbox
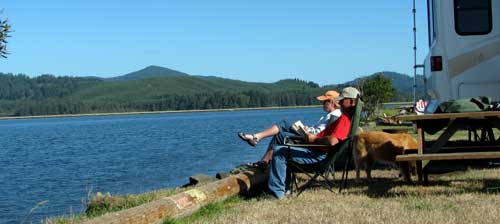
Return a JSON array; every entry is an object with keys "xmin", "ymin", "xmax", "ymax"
[
  {"xmin": 238, "ymin": 90, "xmax": 342, "ymax": 168},
  {"xmin": 267, "ymin": 86, "xmax": 360, "ymax": 199}
]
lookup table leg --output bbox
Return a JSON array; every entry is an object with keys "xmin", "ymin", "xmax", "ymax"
[
  {"xmin": 487, "ymin": 127, "xmax": 495, "ymax": 142},
  {"xmin": 416, "ymin": 123, "xmax": 424, "ymax": 184},
  {"xmin": 423, "ymin": 172, "xmax": 429, "ymax": 186},
  {"xmin": 416, "ymin": 161, "xmax": 423, "ymax": 184}
]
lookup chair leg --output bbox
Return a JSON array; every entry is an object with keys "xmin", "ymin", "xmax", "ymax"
[
  {"xmin": 321, "ymin": 174, "xmax": 336, "ymax": 192},
  {"xmin": 293, "ymin": 173, "xmax": 299, "ymax": 194},
  {"xmin": 340, "ymin": 150, "xmax": 352, "ymax": 193},
  {"xmin": 289, "ymin": 171, "xmax": 300, "ymax": 196},
  {"xmin": 322, "ymin": 166, "xmax": 336, "ymax": 190},
  {"xmin": 324, "ymin": 165, "xmax": 335, "ymax": 182},
  {"xmin": 288, "ymin": 165, "xmax": 316, "ymax": 196},
  {"xmin": 288, "ymin": 160, "xmax": 338, "ymax": 195},
  {"xmin": 297, "ymin": 173, "xmax": 321, "ymax": 196}
]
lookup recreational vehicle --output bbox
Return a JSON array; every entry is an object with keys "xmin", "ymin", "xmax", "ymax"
[{"xmin": 422, "ymin": 0, "xmax": 500, "ymax": 113}]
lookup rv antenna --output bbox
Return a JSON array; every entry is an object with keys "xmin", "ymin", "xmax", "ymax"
[
  {"xmin": 412, "ymin": 0, "xmax": 418, "ymax": 107},
  {"xmin": 412, "ymin": 0, "xmax": 424, "ymax": 109}
]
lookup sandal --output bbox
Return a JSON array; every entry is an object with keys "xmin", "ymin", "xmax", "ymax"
[
  {"xmin": 238, "ymin": 132, "xmax": 258, "ymax": 147},
  {"xmin": 246, "ymin": 161, "xmax": 268, "ymax": 170}
]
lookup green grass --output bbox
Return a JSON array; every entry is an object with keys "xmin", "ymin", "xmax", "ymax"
[
  {"xmin": 163, "ymin": 196, "xmax": 242, "ymax": 224},
  {"xmin": 47, "ymin": 187, "xmax": 242, "ymax": 224},
  {"xmin": 45, "ymin": 188, "xmax": 190, "ymax": 223},
  {"xmin": 46, "ymin": 116, "xmax": 500, "ymax": 223},
  {"xmin": 380, "ymin": 108, "xmax": 401, "ymax": 117},
  {"xmin": 183, "ymin": 169, "xmax": 500, "ymax": 224},
  {"xmin": 402, "ymin": 195, "xmax": 433, "ymax": 210}
]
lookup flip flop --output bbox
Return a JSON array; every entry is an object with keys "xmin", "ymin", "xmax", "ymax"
[
  {"xmin": 246, "ymin": 161, "xmax": 268, "ymax": 170},
  {"xmin": 238, "ymin": 132, "xmax": 258, "ymax": 147}
]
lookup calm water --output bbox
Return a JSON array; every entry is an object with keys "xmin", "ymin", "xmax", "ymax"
[{"xmin": 0, "ymin": 107, "xmax": 321, "ymax": 223}]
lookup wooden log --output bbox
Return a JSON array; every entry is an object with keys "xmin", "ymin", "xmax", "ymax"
[
  {"xmin": 187, "ymin": 174, "xmax": 219, "ymax": 186},
  {"xmin": 82, "ymin": 168, "xmax": 267, "ymax": 224}
]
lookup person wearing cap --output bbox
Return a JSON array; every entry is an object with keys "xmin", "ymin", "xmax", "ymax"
[
  {"xmin": 267, "ymin": 86, "xmax": 360, "ymax": 199},
  {"xmin": 237, "ymin": 90, "xmax": 342, "ymax": 168},
  {"xmin": 309, "ymin": 90, "xmax": 342, "ymax": 134}
]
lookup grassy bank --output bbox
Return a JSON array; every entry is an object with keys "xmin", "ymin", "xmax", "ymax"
[
  {"xmin": 46, "ymin": 122, "xmax": 500, "ymax": 223},
  {"xmin": 46, "ymin": 187, "xmax": 191, "ymax": 223},
  {"xmin": 179, "ymin": 168, "xmax": 500, "ymax": 224},
  {"xmin": 184, "ymin": 123, "xmax": 500, "ymax": 223},
  {"xmin": 48, "ymin": 168, "xmax": 500, "ymax": 224}
]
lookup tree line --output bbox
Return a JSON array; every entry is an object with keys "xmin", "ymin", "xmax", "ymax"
[
  {"xmin": 0, "ymin": 73, "xmax": 102, "ymax": 100},
  {"xmin": 0, "ymin": 72, "xmax": 402, "ymax": 117},
  {"xmin": 1, "ymin": 91, "xmax": 320, "ymax": 116},
  {"xmin": 0, "ymin": 73, "xmax": 322, "ymax": 116}
]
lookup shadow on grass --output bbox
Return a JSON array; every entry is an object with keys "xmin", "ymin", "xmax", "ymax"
[
  {"xmin": 287, "ymin": 167, "xmax": 500, "ymax": 198},
  {"xmin": 341, "ymin": 176, "xmax": 500, "ymax": 198},
  {"xmin": 232, "ymin": 167, "xmax": 500, "ymax": 201}
]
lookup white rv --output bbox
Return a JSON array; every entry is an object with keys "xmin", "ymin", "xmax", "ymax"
[{"xmin": 423, "ymin": 0, "xmax": 500, "ymax": 113}]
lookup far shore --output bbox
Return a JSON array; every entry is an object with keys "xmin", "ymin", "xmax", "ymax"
[{"xmin": 0, "ymin": 105, "xmax": 322, "ymax": 120}]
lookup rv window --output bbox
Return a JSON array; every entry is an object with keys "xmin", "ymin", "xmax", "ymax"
[{"xmin": 454, "ymin": 0, "xmax": 492, "ymax": 35}]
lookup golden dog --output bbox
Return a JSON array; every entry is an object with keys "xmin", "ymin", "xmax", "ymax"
[{"xmin": 353, "ymin": 131, "xmax": 417, "ymax": 183}]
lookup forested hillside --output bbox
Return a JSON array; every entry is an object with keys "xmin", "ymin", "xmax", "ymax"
[
  {"xmin": 328, "ymin": 71, "xmax": 425, "ymax": 101},
  {"xmin": 107, "ymin": 65, "xmax": 189, "ymax": 81},
  {"xmin": 0, "ymin": 67, "xmax": 421, "ymax": 117},
  {"xmin": 0, "ymin": 72, "xmax": 323, "ymax": 116}
]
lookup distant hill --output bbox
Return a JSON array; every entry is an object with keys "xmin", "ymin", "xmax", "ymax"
[
  {"xmin": 0, "ymin": 67, "xmax": 423, "ymax": 116},
  {"xmin": 379, "ymin": 71, "xmax": 424, "ymax": 95},
  {"xmin": 73, "ymin": 76, "xmax": 322, "ymax": 102},
  {"xmin": 325, "ymin": 71, "xmax": 425, "ymax": 101},
  {"xmin": 108, "ymin": 65, "xmax": 190, "ymax": 81},
  {"xmin": 0, "ymin": 70, "xmax": 325, "ymax": 116}
]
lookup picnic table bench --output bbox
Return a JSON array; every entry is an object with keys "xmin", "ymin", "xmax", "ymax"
[{"xmin": 395, "ymin": 111, "xmax": 500, "ymax": 185}]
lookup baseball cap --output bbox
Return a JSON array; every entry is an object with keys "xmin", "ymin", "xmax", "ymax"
[
  {"xmin": 316, "ymin": 90, "xmax": 340, "ymax": 101},
  {"xmin": 335, "ymin": 87, "xmax": 360, "ymax": 100}
]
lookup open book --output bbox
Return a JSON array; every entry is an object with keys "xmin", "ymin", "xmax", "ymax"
[{"xmin": 290, "ymin": 120, "xmax": 308, "ymax": 139}]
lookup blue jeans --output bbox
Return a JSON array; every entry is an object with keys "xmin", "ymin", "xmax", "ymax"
[
  {"xmin": 269, "ymin": 120, "xmax": 302, "ymax": 148},
  {"xmin": 267, "ymin": 146, "xmax": 326, "ymax": 198}
]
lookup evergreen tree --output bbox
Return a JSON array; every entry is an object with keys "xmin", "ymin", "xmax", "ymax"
[
  {"xmin": 360, "ymin": 73, "xmax": 394, "ymax": 118},
  {"xmin": 0, "ymin": 15, "xmax": 11, "ymax": 58}
]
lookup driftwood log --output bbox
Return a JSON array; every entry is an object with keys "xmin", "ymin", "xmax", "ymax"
[{"xmin": 82, "ymin": 168, "xmax": 267, "ymax": 224}]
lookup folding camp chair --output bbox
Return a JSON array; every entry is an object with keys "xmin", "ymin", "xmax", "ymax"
[{"xmin": 285, "ymin": 97, "xmax": 363, "ymax": 195}]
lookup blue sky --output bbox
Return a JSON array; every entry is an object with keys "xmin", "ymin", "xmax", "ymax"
[{"xmin": 0, "ymin": 0, "xmax": 428, "ymax": 85}]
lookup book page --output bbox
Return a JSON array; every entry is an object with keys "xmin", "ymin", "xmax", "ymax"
[
  {"xmin": 292, "ymin": 120, "xmax": 307, "ymax": 138},
  {"xmin": 291, "ymin": 120, "xmax": 303, "ymax": 131}
]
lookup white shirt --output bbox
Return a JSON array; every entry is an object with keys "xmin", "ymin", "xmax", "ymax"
[{"xmin": 307, "ymin": 109, "xmax": 342, "ymax": 134}]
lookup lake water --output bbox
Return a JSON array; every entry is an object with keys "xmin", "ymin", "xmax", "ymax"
[{"xmin": 0, "ymin": 107, "xmax": 321, "ymax": 223}]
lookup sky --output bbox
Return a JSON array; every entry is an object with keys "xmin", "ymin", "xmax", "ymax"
[{"xmin": 0, "ymin": 0, "xmax": 429, "ymax": 85}]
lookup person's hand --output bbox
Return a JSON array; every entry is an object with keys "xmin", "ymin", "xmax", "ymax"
[
  {"xmin": 305, "ymin": 133, "xmax": 316, "ymax": 143},
  {"xmin": 303, "ymin": 125, "xmax": 310, "ymax": 131}
]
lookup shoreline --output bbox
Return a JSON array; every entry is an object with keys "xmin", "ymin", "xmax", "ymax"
[{"xmin": 0, "ymin": 105, "xmax": 321, "ymax": 120}]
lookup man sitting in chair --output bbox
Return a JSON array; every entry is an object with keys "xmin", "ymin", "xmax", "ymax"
[
  {"xmin": 237, "ymin": 90, "xmax": 342, "ymax": 169},
  {"xmin": 267, "ymin": 86, "xmax": 360, "ymax": 199}
]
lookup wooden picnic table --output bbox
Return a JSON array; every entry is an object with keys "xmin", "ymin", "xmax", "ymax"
[{"xmin": 396, "ymin": 111, "xmax": 500, "ymax": 184}]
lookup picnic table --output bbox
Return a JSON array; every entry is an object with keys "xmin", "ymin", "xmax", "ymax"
[{"xmin": 396, "ymin": 111, "xmax": 500, "ymax": 184}]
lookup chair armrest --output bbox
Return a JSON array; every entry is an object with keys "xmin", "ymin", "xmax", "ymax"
[
  {"xmin": 283, "ymin": 136, "xmax": 330, "ymax": 147},
  {"xmin": 284, "ymin": 143, "xmax": 331, "ymax": 147}
]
